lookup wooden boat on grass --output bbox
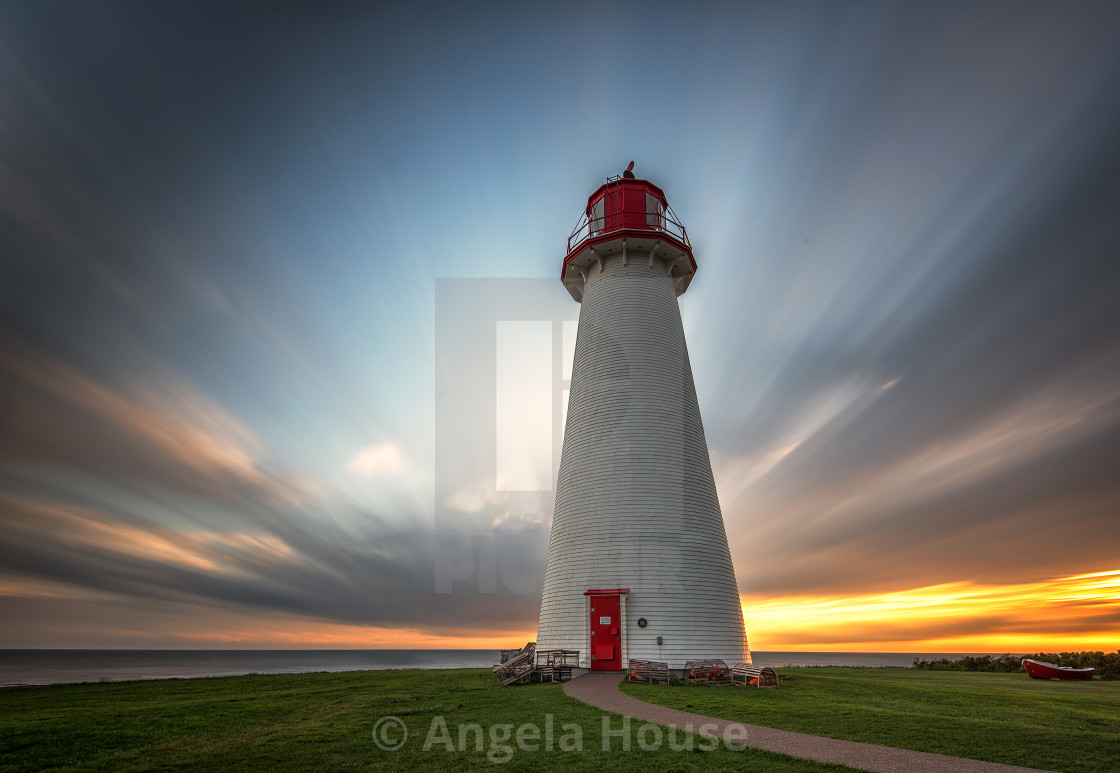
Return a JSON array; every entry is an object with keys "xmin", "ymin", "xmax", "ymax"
[{"xmin": 1022, "ymin": 659, "xmax": 1094, "ymax": 680}]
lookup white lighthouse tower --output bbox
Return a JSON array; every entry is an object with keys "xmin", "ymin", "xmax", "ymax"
[{"xmin": 537, "ymin": 163, "xmax": 750, "ymax": 671}]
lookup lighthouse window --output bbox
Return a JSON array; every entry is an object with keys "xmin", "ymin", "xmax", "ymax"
[
  {"xmin": 646, "ymin": 192, "xmax": 663, "ymax": 229},
  {"xmin": 589, "ymin": 196, "xmax": 605, "ymax": 234}
]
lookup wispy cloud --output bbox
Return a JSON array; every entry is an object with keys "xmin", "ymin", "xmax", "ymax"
[
  {"xmin": 345, "ymin": 441, "xmax": 403, "ymax": 479},
  {"xmin": 722, "ymin": 375, "xmax": 1120, "ymax": 600},
  {"xmin": 0, "ymin": 489, "xmax": 546, "ymax": 642},
  {"xmin": 0, "ymin": 340, "xmax": 307, "ymax": 504},
  {"xmin": 2, "ymin": 497, "xmax": 297, "ymax": 573}
]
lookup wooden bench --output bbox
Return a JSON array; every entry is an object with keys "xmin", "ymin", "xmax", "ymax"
[
  {"xmin": 682, "ymin": 659, "xmax": 730, "ymax": 684},
  {"xmin": 627, "ymin": 658, "xmax": 669, "ymax": 684},
  {"xmin": 731, "ymin": 663, "xmax": 779, "ymax": 688}
]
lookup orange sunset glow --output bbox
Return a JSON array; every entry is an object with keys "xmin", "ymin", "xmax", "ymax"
[
  {"xmin": 742, "ymin": 570, "xmax": 1120, "ymax": 652},
  {"xmin": 137, "ymin": 569, "xmax": 1120, "ymax": 652}
]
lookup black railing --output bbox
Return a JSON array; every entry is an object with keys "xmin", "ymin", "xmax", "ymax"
[{"xmin": 567, "ymin": 202, "xmax": 691, "ymax": 254}]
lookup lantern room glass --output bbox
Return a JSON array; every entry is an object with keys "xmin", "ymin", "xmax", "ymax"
[
  {"xmin": 646, "ymin": 192, "xmax": 664, "ymax": 229},
  {"xmin": 589, "ymin": 196, "xmax": 605, "ymax": 235}
]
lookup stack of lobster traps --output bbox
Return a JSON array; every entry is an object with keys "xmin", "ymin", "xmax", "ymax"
[
  {"xmin": 731, "ymin": 663, "xmax": 780, "ymax": 687},
  {"xmin": 682, "ymin": 659, "xmax": 731, "ymax": 684},
  {"xmin": 492, "ymin": 642, "xmax": 536, "ymax": 686},
  {"xmin": 626, "ymin": 658, "xmax": 670, "ymax": 684}
]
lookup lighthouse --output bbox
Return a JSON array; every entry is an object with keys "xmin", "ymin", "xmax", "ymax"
[{"xmin": 536, "ymin": 164, "xmax": 750, "ymax": 671}]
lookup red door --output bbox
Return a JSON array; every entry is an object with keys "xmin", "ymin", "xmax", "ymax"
[{"xmin": 589, "ymin": 594, "xmax": 622, "ymax": 670}]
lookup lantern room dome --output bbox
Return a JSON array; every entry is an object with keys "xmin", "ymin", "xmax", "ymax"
[{"xmin": 561, "ymin": 173, "xmax": 696, "ymax": 302}]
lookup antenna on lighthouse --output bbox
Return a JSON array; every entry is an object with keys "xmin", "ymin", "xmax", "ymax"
[{"xmin": 538, "ymin": 168, "xmax": 750, "ymax": 673}]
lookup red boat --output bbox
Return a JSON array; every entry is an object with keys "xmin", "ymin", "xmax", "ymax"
[{"xmin": 1022, "ymin": 659, "xmax": 1094, "ymax": 680}]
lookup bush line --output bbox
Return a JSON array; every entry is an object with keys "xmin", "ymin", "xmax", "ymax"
[{"xmin": 911, "ymin": 651, "xmax": 1120, "ymax": 679}]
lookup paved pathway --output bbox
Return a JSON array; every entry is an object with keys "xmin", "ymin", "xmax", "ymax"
[{"xmin": 564, "ymin": 672, "xmax": 1053, "ymax": 773}]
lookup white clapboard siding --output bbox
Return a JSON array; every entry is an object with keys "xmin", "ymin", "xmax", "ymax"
[{"xmin": 537, "ymin": 252, "xmax": 750, "ymax": 669}]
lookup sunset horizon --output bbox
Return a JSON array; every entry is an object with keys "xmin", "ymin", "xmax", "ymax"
[{"xmin": 5, "ymin": 569, "xmax": 1117, "ymax": 653}]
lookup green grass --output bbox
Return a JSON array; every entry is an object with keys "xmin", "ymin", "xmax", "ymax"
[
  {"xmin": 0, "ymin": 669, "xmax": 847, "ymax": 772},
  {"xmin": 621, "ymin": 667, "xmax": 1120, "ymax": 772}
]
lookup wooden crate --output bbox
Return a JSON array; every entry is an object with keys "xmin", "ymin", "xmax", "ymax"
[
  {"xmin": 627, "ymin": 658, "xmax": 670, "ymax": 684},
  {"xmin": 731, "ymin": 663, "xmax": 779, "ymax": 688}
]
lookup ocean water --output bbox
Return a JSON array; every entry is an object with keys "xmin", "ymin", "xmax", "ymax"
[
  {"xmin": 0, "ymin": 649, "xmax": 997, "ymax": 687},
  {"xmin": 749, "ymin": 652, "xmax": 990, "ymax": 668},
  {"xmin": 0, "ymin": 649, "xmax": 494, "ymax": 687}
]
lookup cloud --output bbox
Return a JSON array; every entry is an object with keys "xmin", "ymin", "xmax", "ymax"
[
  {"xmin": 0, "ymin": 339, "xmax": 307, "ymax": 505},
  {"xmin": 721, "ymin": 374, "xmax": 1120, "ymax": 600},
  {"xmin": 1, "ymin": 497, "xmax": 295, "ymax": 574},
  {"xmin": 345, "ymin": 441, "xmax": 403, "ymax": 479},
  {"xmin": 444, "ymin": 478, "xmax": 511, "ymax": 516},
  {"xmin": 3, "ymin": 1, "xmax": 1120, "ymax": 651},
  {"xmin": 0, "ymin": 594, "xmax": 536, "ymax": 650},
  {"xmin": 488, "ymin": 509, "xmax": 548, "ymax": 531},
  {"xmin": 0, "ymin": 491, "xmax": 547, "ymax": 641},
  {"xmin": 0, "ymin": 339, "xmax": 547, "ymax": 645},
  {"xmin": 445, "ymin": 487, "xmax": 489, "ymax": 515}
]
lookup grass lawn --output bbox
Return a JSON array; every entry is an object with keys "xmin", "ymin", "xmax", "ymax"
[
  {"xmin": 0, "ymin": 668, "xmax": 847, "ymax": 773},
  {"xmin": 621, "ymin": 667, "xmax": 1120, "ymax": 773}
]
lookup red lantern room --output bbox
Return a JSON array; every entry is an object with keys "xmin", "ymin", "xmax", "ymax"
[{"xmin": 561, "ymin": 162, "xmax": 696, "ymax": 302}]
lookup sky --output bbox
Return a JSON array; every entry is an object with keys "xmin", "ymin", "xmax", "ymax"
[{"xmin": 2, "ymin": 0, "xmax": 1119, "ymax": 652}]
